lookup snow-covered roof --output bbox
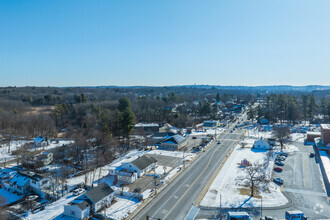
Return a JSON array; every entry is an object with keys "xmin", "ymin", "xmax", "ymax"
[
  {"xmin": 321, "ymin": 124, "xmax": 330, "ymax": 130},
  {"xmin": 135, "ymin": 123, "xmax": 159, "ymax": 128},
  {"xmin": 10, "ymin": 173, "xmax": 30, "ymax": 187},
  {"xmin": 162, "ymin": 135, "xmax": 186, "ymax": 145}
]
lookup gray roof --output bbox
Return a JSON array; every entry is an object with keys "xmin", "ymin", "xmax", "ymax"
[
  {"xmin": 131, "ymin": 155, "xmax": 157, "ymax": 171},
  {"xmin": 85, "ymin": 183, "xmax": 114, "ymax": 203},
  {"xmin": 163, "ymin": 135, "xmax": 186, "ymax": 145},
  {"xmin": 75, "ymin": 200, "xmax": 90, "ymax": 211},
  {"xmin": 19, "ymin": 171, "xmax": 45, "ymax": 181}
]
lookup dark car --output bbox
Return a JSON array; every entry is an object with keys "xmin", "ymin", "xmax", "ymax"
[
  {"xmin": 133, "ymin": 187, "xmax": 141, "ymax": 193},
  {"xmin": 92, "ymin": 213, "xmax": 111, "ymax": 220},
  {"xmin": 217, "ymin": 141, "xmax": 221, "ymax": 144},
  {"xmin": 273, "ymin": 177, "xmax": 284, "ymax": 185},
  {"xmin": 276, "ymin": 156, "xmax": 286, "ymax": 161},
  {"xmin": 309, "ymin": 152, "xmax": 315, "ymax": 158},
  {"xmin": 274, "ymin": 167, "xmax": 283, "ymax": 172},
  {"xmin": 275, "ymin": 161, "xmax": 285, "ymax": 166},
  {"xmin": 192, "ymin": 136, "xmax": 197, "ymax": 139},
  {"xmin": 279, "ymin": 152, "xmax": 288, "ymax": 157}
]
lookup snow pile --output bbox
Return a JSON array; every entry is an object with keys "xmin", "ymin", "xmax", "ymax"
[
  {"xmin": 163, "ymin": 165, "xmax": 183, "ymax": 182},
  {"xmin": 283, "ymin": 144, "xmax": 299, "ymax": 153},
  {"xmin": 290, "ymin": 133, "xmax": 306, "ymax": 143},
  {"xmin": 0, "ymin": 189, "xmax": 22, "ymax": 206},
  {"xmin": 105, "ymin": 196, "xmax": 140, "ymax": 220},
  {"xmin": 200, "ymin": 145, "xmax": 288, "ymax": 208}
]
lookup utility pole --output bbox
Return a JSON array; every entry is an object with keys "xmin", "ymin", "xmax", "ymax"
[
  {"xmin": 260, "ymin": 197, "xmax": 263, "ymax": 220},
  {"xmin": 219, "ymin": 193, "xmax": 222, "ymax": 220},
  {"xmin": 154, "ymin": 167, "xmax": 157, "ymax": 195}
]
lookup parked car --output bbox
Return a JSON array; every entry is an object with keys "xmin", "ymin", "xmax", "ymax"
[
  {"xmin": 276, "ymin": 156, "xmax": 286, "ymax": 161},
  {"xmin": 73, "ymin": 188, "xmax": 85, "ymax": 196},
  {"xmin": 275, "ymin": 161, "xmax": 285, "ymax": 166},
  {"xmin": 309, "ymin": 152, "xmax": 315, "ymax": 158},
  {"xmin": 133, "ymin": 187, "xmax": 141, "ymax": 193},
  {"xmin": 92, "ymin": 213, "xmax": 111, "ymax": 220},
  {"xmin": 230, "ymin": 130, "xmax": 233, "ymax": 133},
  {"xmin": 192, "ymin": 136, "xmax": 197, "ymax": 139},
  {"xmin": 217, "ymin": 141, "xmax": 221, "ymax": 144},
  {"xmin": 273, "ymin": 177, "xmax": 284, "ymax": 185},
  {"xmin": 279, "ymin": 152, "xmax": 288, "ymax": 157},
  {"xmin": 274, "ymin": 167, "xmax": 283, "ymax": 172}
]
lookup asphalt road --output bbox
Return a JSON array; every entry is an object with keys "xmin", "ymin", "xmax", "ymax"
[{"xmin": 133, "ymin": 125, "xmax": 245, "ymax": 220}]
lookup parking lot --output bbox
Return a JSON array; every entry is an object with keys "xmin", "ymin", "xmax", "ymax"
[{"xmin": 269, "ymin": 142, "xmax": 330, "ymax": 218}]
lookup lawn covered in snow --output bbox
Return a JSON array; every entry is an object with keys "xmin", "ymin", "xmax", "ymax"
[
  {"xmin": 24, "ymin": 194, "xmax": 79, "ymax": 220},
  {"xmin": 105, "ymin": 196, "xmax": 140, "ymax": 220},
  {"xmin": 200, "ymin": 141, "xmax": 288, "ymax": 208}
]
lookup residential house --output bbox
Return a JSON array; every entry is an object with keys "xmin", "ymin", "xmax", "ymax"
[
  {"xmin": 64, "ymin": 183, "xmax": 114, "ymax": 219},
  {"xmin": 34, "ymin": 136, "xmax": 49, "ymax": 147},
  {"xmin": 160, "ymin": 134, "xmax": 187, "ymax": 151},
  {"xmin": 253, "ymin": 138, "xmax": 274, "ymax": 150},
  {"xmin": 121, "ymin": 155, "xmax": 157, "ymax": 177},
  {"xmin": 7, "ymin": 171, "xmax": 50, "ymax": 197},
  {"xmin": 109, "ymin": 168, "xmax": 138, "ymax": 184}
]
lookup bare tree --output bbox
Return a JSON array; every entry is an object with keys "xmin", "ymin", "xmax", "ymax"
[
  {"xmin": 237, "ymin": 162, "xmax": 267, "ymax": 197},
  {"xmin": 272, "ymin": 126, "xmax": 290, "ymax": 151}
]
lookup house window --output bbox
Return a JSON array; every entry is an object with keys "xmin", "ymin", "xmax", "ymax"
[{"xmin": 70, "ymin": 211, "xmax": 75, "ymax": 216}]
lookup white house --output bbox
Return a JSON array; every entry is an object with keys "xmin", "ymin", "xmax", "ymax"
[
  {"xmin": 160, "ymin": 134, "xmax": 187, "ymax": 151},
  {"xmin": 64, "ymin": 183, "xmax": 114, "ymax": 219},
  {"xmin": 121, "ymin": 155, "xmax": 157, "ymax": 178},
  {"xmin": 7, "ymin": 171, "xmax": 50, "ymax": 197},
  {"xmin": 253, "ymin": 139, "xmax": 273, "ymax": 150},
  {"xmin": 109, "ymin": 168, "xmax": 138, "ymax": 184},
  {"xmin": 34, "ymin": 136, "xmax": 49, "ymax": 147}
]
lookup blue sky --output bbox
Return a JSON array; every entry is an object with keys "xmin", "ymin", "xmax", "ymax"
[{"xmin": 1, "ymin": 0, "xmax": 330, "ymax": 87}]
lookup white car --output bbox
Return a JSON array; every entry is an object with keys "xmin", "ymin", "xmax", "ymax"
[{"xmin": 73, "ymin": 188, "xmax": 85, "ymax": 196}]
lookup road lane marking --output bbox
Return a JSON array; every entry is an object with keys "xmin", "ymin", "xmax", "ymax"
[
  {"xmin": 150, "ymin": 147, "xmax": 217, "ymax": 218},
  {"xmin": 284, "ymin": 188, "xmax": 326, "ymax": 197},
  {"xmin": 162, "ymin": 137, "xmax": 237, "ymax": 219},
  {"xmin": 302, "ymin": 154, "xmax": 312, "ymax": 188}
]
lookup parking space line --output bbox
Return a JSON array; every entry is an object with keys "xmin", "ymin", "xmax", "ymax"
[{"xmin": 302, "ymin": 154, "xmax": 312, "ymax": 188}]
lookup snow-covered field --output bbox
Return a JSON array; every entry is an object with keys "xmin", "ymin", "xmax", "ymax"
[
  {"xmin": 105, "ymin": 196, "xmax": 140, "ymax": 220},
  {"xmin": 0, "ymin": 140, "xmax": 72, "ymax": 163},
  {"xmin": 245, "ymin": 129, "xmax": 273, "ymax": 139},
  {"xmin": 290, "ymin": 133, "xmax": 306, "ymax": 143},
  {"xmin": 24, "ymin": 194, "xmax": 79, "ymax": 220},
  {"xmin": 200, "ymin": 141, "xmax": 288, "ymax": 208}
]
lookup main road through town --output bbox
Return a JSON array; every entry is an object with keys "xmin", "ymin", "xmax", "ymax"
[{"xmin": 133, "ymin": 119, "xmax": 245, "ymax": 220}]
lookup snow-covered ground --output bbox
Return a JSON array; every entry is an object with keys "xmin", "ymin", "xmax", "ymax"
[
  {"xmin": 245, "ymin": 128, "xmax": 273, "ymax": 139},
  {"xmin": 0, "ymin": 140, "xmax": 30, "ymax": 163},
  {"xmin": 0, "ymin": 188, "xmax": 22, "ymax": 206},
  {"xmin": 0, "ymin": 140, "xmax": 72, "ymax": 163},
  {"xmin": 200, "ymin": 141, "xmax": 288, "ymax": 208},
  {"xmin": 24, "ymin": 194, "xmax": 79, "ymax": 220},
  {"xmin": 282, "ymin": 144, "xmax": 299, "ymax": 153},
  {"xmin": 147, "ymin": 149, "xmax": 196, "ymax": 161},
  {"xmin": 290, "ymin": 133, "xmax": 306, "ymax": 143},
  {"xmin": 105, "ymin": 196, "xmax": 140, "ymax": 220},
  {"xmin": 190, "ymin": 128, "xmax": 224, "ymax": 136}
]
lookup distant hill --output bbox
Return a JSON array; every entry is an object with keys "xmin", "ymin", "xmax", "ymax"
[{"xmin": 91, "ymin": 85, "xmax": 330, "ymax": 92}]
